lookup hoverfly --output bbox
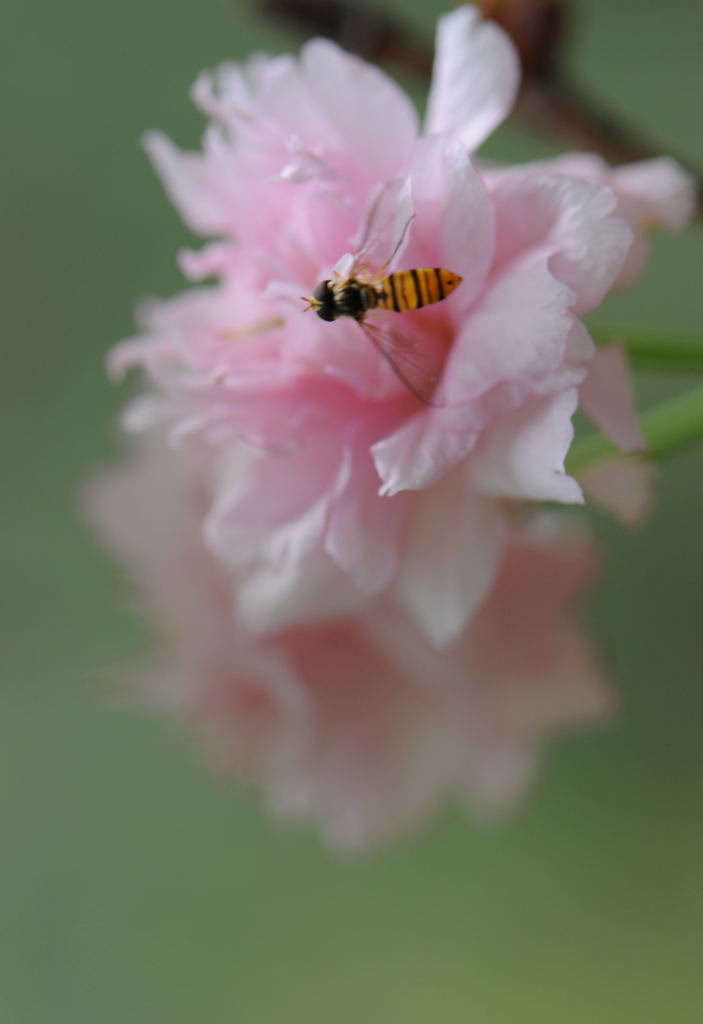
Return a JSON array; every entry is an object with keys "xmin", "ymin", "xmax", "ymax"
[{"xmin": 302, "ymin": 184, "xmax": 462, "ymax": 405}]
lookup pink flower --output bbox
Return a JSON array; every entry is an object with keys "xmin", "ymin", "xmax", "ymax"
[
  {"xmin": 105, "ymin": 4, "xmax": 684, "ymax": 647},
  {"xmin": 86, "ymin": 438, "xmax": 613, "ymax": 852},
  {"xmin": 88, "ymin": 5, "xmax": 698, "ymax": 852}
]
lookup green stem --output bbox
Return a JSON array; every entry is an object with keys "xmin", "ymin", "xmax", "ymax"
[
  {"xmin": 568, "ymin": 385, "xmax": 703, "ymax": 471},
  {"xmin": 590, "ymin": 328, "xmax": 703, "ymax": 372}
]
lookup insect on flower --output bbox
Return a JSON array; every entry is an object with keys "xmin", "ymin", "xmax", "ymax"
[{"xmin": 302, "ymin": 187, "xmax": 462, "ymax": 405}]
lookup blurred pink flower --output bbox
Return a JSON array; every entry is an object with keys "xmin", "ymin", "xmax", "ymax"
[
  {"xmin": 102, "ymin": 5, "xmax": 698, "ymax": 646},
  {"xmin": 91, "ymin": 5, "xmax": 699, "ymax": 850},
  {"xmin": 86, "ymin": 438, "xmax": 613, "ymax": 852}
]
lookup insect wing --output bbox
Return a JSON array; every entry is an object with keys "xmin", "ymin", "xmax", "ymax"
[
  {"xmin": 350, "ymin": 178, "xmax": 414, "ymax": 280},
  {"xmin": 358, "ymin": 319, "xmax": 445, "ymax": 407}
]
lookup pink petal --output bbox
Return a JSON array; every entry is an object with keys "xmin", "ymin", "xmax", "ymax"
[
  {"xmin": 372, "ymin": 404, "xmax": 480, "ymax": 496},
  {"xmin": 191, "ymin": 55, "xmax": 293, "ymax": 122},
  {"xmin": 563, "ymin": 317, "xmax": 596, "ymax": 362},
  {"xmin": 143, "ymin": 131, "xmax": 235, "ymax": 236},
  {"xmin": 425, "ymin": 6, "xmax": 520, "ymax": 152},
  {"xmin": 272, "ymin": 619, "xmax": 452, "ymax": 851},
  {"xmin": 579, "ymin": 456, "xmax": 656, "ymax": 526},
  {"xmin": 192, "ymin": 648, "xmax": 310, "ymax": 785},
  {"xmin": 612, "ymin": 157, "xmax": 696, "ymax": 231},
  {"xmin": 203, "ymin": 436, "xmax": 349, "ymax": 571},
  {"xmin": 490, "ymin": 173, "xmax": 633, "ymax": 315},
  {"xmin": 446, "ymin": 249, "xmax": 575, "ymax": 402},
  {"xmin": 178, "ymin": 242, "xmax": 236, "ymax": 281},
  {"xmin": 580, "ymin": 343, "xmax": 647, "ymax": 453},
  {"xmin": 107, "ymin": 335, "xmax": 174, "ymax": 381},
  {"xmin": 394, "ymin": 479, "xmax": 502, "ymax": 648},
  {"xmin": 407, "ymin": 135, "xmax": 495, "ymax": 311},
  {"xmin": 471, "ymin": 389, "xmax": 584, "ymax": 504},
  {"xmin": 325, "ymin": 441, "xmax": 408, "ymax": 593},
  {"xmin": 451, "ymin": 523, "xmax": 615, "ymax": 790},
  {"xmin": 458, "ymin": 746, "xmax": 538, "ymax": 814},
  {"xmin": 245, "ymin": 53, "xmax": 336, "ymax": 158},
  {"xmin": 488, "ymin": 152, "xmax": 695, "ymax": 289},
  {"xmin": 236, "ymin": 527, "xmax": 362, "ymax": 634},
  {"xmin": 203, "ymin": 428, "xmax": 376, "ymax": 633},
  {"xmin": 300, "ymin": 39, "xmax": 419, "ymax": 182}
]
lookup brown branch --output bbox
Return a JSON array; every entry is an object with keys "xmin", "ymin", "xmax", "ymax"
[{"xmin": 257, "ymin": 0, "xmax": 432, "ymax": 75}]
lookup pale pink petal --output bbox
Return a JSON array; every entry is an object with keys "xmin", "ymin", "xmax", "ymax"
[
  {"xmin": 243, "ymin": 54, "xmax": 336, "ymax": 158},
  {"xmin": 579, "ymin": 456, "xmax": 657, "ymax": 526},
  {"xmin": 451, "ymin": 523, "xmax": 614, "ymax": 808},
  {"xmin": 325, "ymin": 440, "xmax": 409, "ymax": 593},
  {"xmin": 613, "ymin": 157, "xmax": 696, "ymax": 286},
  {"xmin": 272, "ymin": 621, "xmax": 453, "ymax": 851},
  {"xmin": 178, "ymin": 242, "xmax": 236, "ymax": 281},
  {"xmin": 471, "ymin": 389, "xmax": 584, "ymax": 503},
  {"xmin": 490, "ymin": 173, "xmax": 633, "ymax": 314},
  {"xmin": 372, "ymin": 348, "xmax": 587, "ymax": 499},
  {"xmin": 488, "ymin": 152, "xmax": 696, "ymax": 289},
  {"xmin": 540, "ymin": 176, "xmax": 632, "ymax": 313},
  {"xmin": 190, "ymin": 63, "xmax": 248, "ymax": 121},
  {"xmin": 458, "ymin": 746, "xmax": 539, "ymax": 814},
  {"xmin": 407, "ymin": 135, "xmax": 494, "ymax": 311},
  {"xmin": 203, "ymin": 430, "xmax": 375, "ymax": 633},
  {"xmin": 203, "ymin": 435, "xmax": 350, "ymax": 571},
  {"xmin": 107, "ymin": 334, "xmax": 175, "ymax": 380},
  {"xmin": 82, "ymin": 437, "xmax": 237, "ymax": 694},
  {"xmin": 118, "ymin": 394, "xmax": 177, "ymax": 433},
  {"xmin": 580, "ymin": 343, "xmax": 647, "ymax": 453},
  {"xmin": 563, "ymin": 317, "xmax": 596, "ymax": 362},
  {"xmin": 372, "ymin": 403, "xmax": 480, "ymax": 496},
  {"xmin": 425, "ymin": 5, "xmax": 520, "ymax": 152},
  {"xmin": 446, "ymin": 249, "xmax": 575, "ymax": 401},
  {"xmin": 195, "ymin": 651, "xmax": 310, "ymax": 790},
  {"xmin": 278, "ymin": 147, "xmax": 337, "ymax": 184},
  {"xmin": 394, "ymin": 478, "xmax": 502, "ymax": 648},
  {"xmin": 236, "ymin": 534, "xmax": 363, "ymax": 634},
  {"xmin": 143, "ymin": 131, "xmax": 235, "ymax": 236},
  {"xmin": 613, "ymin": 156, "xmax": 696, "ymax": 231},
  {"xmin": 191, "ymin": 55, "xmax": 295, "ymax": 122},
  {"xmin": 300, "ymin": 39, "xmax": 419, "ymax": 181}
]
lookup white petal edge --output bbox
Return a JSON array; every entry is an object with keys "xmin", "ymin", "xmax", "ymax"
[{"xmin": 425, "ymin": 5, "xmax": 520, "ymax": 152}]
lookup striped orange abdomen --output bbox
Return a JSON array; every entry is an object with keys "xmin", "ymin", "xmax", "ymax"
[{"xmin": 376, "ymin": 268, "xmax": 462, "ymax": 312}]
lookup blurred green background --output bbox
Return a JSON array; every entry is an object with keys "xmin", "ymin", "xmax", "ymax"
[{"xmin": 3, "ymin": 1, "xmax": 702, "ymax": 1021}]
